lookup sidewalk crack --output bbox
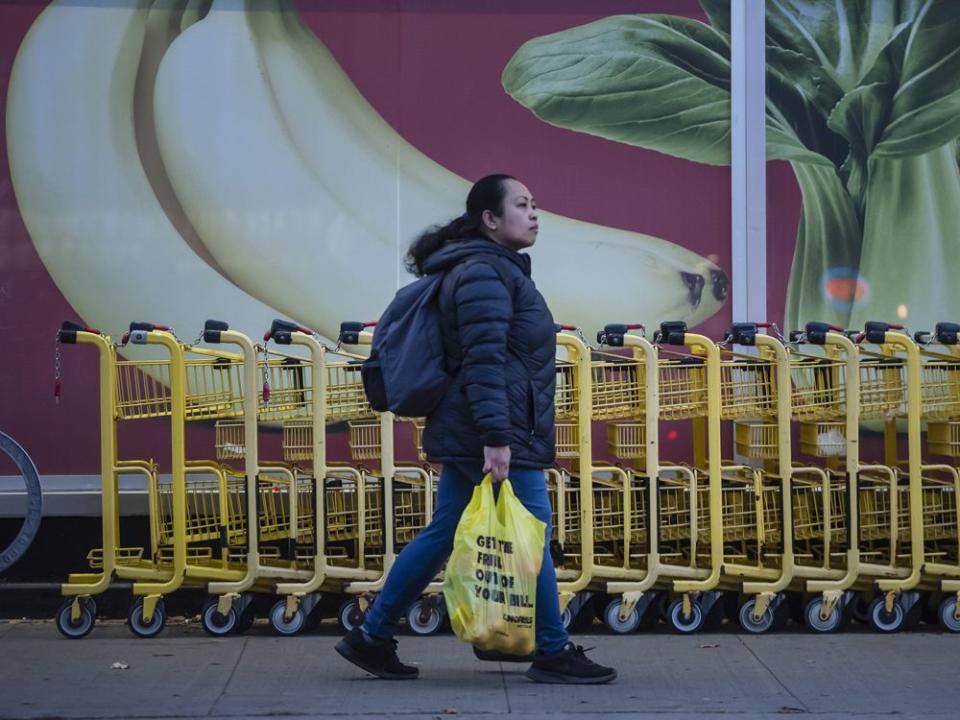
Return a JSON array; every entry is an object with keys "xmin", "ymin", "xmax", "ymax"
[
  {"xmin": 736, "ymin": 635, "xmax": 809, "ymax": 713},
  {"xmin": 500, "ymin": 662, "xmax": 512, "ymax": 713},
  {"xmin": 207, "ymin": 635, "xmax": 249, "ymax": 716}
]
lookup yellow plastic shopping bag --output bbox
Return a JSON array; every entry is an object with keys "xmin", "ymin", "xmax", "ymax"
[{"xmin": 443, "ymin": 474, "xmax": 546, "ymax": 656}]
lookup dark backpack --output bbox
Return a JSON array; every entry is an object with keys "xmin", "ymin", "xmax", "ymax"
[{"xmin": 357, "ymin": 255, "xmax": 511, "ymax": 417}]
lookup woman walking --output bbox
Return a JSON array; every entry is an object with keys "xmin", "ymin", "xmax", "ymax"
[{"xmin": 335, "ymin": 174, "xmax": 616, "ymax": 684}]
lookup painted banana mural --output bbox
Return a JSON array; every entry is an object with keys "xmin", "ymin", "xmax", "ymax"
[{"xmin": 7, "ymin": 0, "xmax": 728, "ymax": 347}]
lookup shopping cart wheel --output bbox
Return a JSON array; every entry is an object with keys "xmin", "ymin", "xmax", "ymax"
[
  {"xmin": 338, "ymin": 598, "xmax": 364, "ymax": 632},
  {"xmin": 937, "ymin": 597, "xmax": 960, "ymax": 633},
  {"xmin": 55, "ymin": 598, "xmax": 96, "ymax": 639},
  {"xmin": 668, "ymin": 599, "xmax": 703, "ymax": 633},
  {"xmin": 201, "ymin": 598, "xmax": 238, "ymax": 637},
  {"xmin": 603, "ymin": 598, "xmax": 641, "ymax": 634},
  {"xmin": 804, "ymin": 597, "xmax": 844, "ymax": 634},
  {"xmin": 867, "ymin": 597, "xmax": 905, "ymax": 633},
  {"xmin": 405, "ymin": 599, "xmax": 443, "ymax": 635},
  {"xmin": 269, "ymin": 600, "xmax": 306, "ymax": 636},
  {"xmin": 738, "ymin": 598, "xmax": 777, "ymax": 634},
  {"xmin": 128, "ymin": 598, "xmax": 166, "ymax": 638}
]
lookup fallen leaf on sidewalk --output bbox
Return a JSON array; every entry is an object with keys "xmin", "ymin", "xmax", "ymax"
[
  {"xmin": 443, "ymin": 709, "xmax": 459, "ymax": 715},
  {"xmin": 698, "ymin": 643, "xmax": 719, "ymax": 649},
  {"xmin": 777, "ymin": 707, "xmax": 805, "ymax": 714},
  {"xmin": 111, "ymin": 662, "xmax": 129, "ymax": 670}
]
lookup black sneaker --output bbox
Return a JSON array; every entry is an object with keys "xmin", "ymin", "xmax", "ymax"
[
  {"xmin": 525, "ymin": 643, "xmax": 617, "ymax": 684},
  {"xmin": 473, "ymin": 645, "xmax": 535, "ymax": 663},
  {"xmin": 335, "ymin": 627, "xmax": 419, "ymax": 680}
]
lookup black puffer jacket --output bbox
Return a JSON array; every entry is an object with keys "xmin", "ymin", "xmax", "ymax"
[{"xmin": 420, "ymin": 238, "xmax": 556, "ymax": 468}]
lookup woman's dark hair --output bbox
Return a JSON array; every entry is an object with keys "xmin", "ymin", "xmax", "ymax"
[{"xmin": 405, "ymin": 173, "xmax": 516, "ymax": 276}]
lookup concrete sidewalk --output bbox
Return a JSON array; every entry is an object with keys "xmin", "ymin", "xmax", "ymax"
[{"xmin": 0, "ymin": 619, "xmax": 956, "ymax": 719}]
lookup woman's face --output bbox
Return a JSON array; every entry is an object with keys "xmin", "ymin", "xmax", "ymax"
[{"xmin": 484, "ymin": 179, "xmax": 538, "ymax": 251}]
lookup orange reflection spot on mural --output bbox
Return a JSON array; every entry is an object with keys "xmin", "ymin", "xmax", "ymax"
[
  {"xmin": 821, "ymin": 268, "xmax": 870, "ymax": 311},
  {"xmin": 825, "ymin": 277, "xmax": 865, "ymax": 302}
]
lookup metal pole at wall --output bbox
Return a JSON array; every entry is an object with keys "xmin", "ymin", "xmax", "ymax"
[{"xmin": 730, "ymin": 0, "xmax": 767, "ymax": 324}]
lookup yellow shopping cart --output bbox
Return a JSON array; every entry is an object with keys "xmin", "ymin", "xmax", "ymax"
[
  {"xmin": 845, "ymin": 322, "xmax": 928, "ymax": 632},
  {"xmin": 715, "ymin": 323, "xmax": 801, "ymax": 633},
  {"xmin": 54, "ymin": 321, "xmax": 266, "ymax": 638},
  {"xmin": 593, "ymin": 323, "xmax": 709, "ymax": 634},
  {"xmin": 909, "ymin": 322, "xmax": 960, "ymax": 631},
  {"xmin": 260, "ymin": 319, "xmax": 389, "ymax": 636},
  {"xmin": 586, "ymin": 322, "xmax": 723, "ymax": 633},
  {"xmin": 267, "ymin": 320, "xmax": 443, "ymax": 636}
]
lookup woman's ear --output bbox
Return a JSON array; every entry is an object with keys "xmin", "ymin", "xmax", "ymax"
[{"xmin": 481, "ymin": 209, "xmax": 498, "ymax": 232}]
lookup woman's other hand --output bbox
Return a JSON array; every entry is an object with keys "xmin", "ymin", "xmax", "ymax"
[{"xmin": 482, "ymin": 445, "xmax": 511, "ymax": 483}]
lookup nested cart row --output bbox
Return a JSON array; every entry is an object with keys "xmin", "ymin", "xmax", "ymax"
[
  {"xmin": 53, "ymin": 316, "xmax": 960, "ymax": 639},
  {"xmin": 556, "ymin": 319, "xmax": 960, "ymax": 634},
  {"xmin": 53, "ymin": 319, "xmax": 439, "ymax": 638}
]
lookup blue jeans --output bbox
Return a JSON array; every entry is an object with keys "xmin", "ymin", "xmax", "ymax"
[{"xmin": 361, "ymin": 463, "xmax": 568, "ymax": 655}]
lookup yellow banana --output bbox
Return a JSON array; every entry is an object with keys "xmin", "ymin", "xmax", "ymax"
[
  {"xmin": 270, "ymin": 0, "xmax": 728, "ymax": 329},
  {"xmin": 154, "ymin": 0, "xmax": 396, "ymax": 337},
  {"xmin": 9, "ymin": 0, "xmax": 727, "ymax": 347},
  {"xmin": 154, "ymin": 0, "xmax": 728, "ymax": 338},
  {"xmin": 6, "ymin": 0, "xmax": 292, "ymax": 353}
]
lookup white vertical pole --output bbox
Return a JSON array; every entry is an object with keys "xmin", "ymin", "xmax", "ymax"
[{"xmin": 730, "ymin": 0, "xmax": 767, "ymax": 323}]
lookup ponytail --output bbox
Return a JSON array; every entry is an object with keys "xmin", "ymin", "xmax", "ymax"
[{"xmin": 405, "ymin": 173, "xmax": 516, "ymax": 276}]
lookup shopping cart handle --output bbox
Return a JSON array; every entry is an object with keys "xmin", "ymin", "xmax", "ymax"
[
  {"xmin": 598, "ymin": 323, "xmax": 638, "ymax": 347},
  {"xmin": 129, "ymin": 321, "xmax": 169, "ymax": 332},
  {"xmin": 339, "ymin": 321, "xmax": 370, "ymax": 345},
  {"xmin": 57, "ymin": 320, "xmax": 98, "ymax": 344},
  {"xmin": 802, "ymin": 321, "xmax": 843, "ymax": 345},
  {"xmin": 935, "ymin": 322, "xmax": 960, "ymax": 345},
  {"xmin": 655, "ymin": 320, "xmax": 687, "ymax": 346},
  {"xmin": 727, "ymin": 323, "xmax": 758, "ymax": 346},
  {"xmin": 266, "ymin": 319, "xmax": 302, "ymax": 343},
  {"xmin": 126, "ymin": 322, "xmax": 169, "ymax": 345},
  {"xmin": 265, "ymin": 319, "xmax": 317, "ymax": 343},
  {"xmin": 914, "ymin": 330, "xmax": 932, "ymax": 344},
  {"xmin": 597, "ymin": 330, "xmax": 624, "ymax": 347},
  {"xmin": 203, "ymin": 319, "xmax": 229, "ymax": 344},
  {"xmin": 603, "ymin": 323, "xmax": 644, "ymax": 332},
  {"xmin": 863, "ymin": 321, "xmax": 895, "ymax": 344},
  {"xmin": 788, "ymin": 330, "xmax": 804, "ymax": 343}
]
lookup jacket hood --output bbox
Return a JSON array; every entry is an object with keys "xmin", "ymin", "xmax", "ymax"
[{"xmin": 421, "ymin": 237, "xmax": 531, "ymax": 277}]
